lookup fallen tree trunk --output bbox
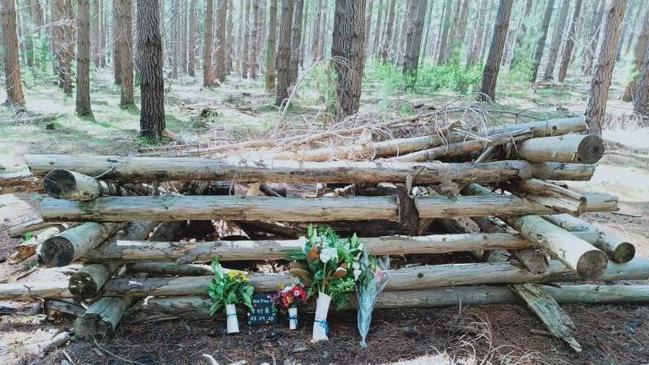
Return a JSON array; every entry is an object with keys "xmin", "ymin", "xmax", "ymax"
[
  {"xmin": 127, "ymin": 262, "xmax": 214, "ymax": 275},
  {"xmin": 487, "ymin": 116, "xmax": 587, "ymax": 136},
  {"xmin": 40, "ymin": 195, "xmax": 400, "ymax": 222},
  {"xmin": 38, "ymin": 222, "xmax": 124, "ymax": 267},
  {"xmin": 273, "ymin": 121, "xmax": 461, "ymax": 161},
  {"xmin": 8, "ymin": 218, "xmax": 60, "ymax": 238},
  {"xmin": 101, "ymin": 258, "xmax": 649, "ymax": 297},
  {"xmin": 74, "ymin": 297, "xmax": 132, "ymax": 338},
  {"xmin": 464, "ymin": 184, "xmax": 609, "ymax": 279},
  {"xmin": 130, "ymin": 283, "xmax": 649, "ymax": 320},
  {"xmin": 83, "ymin": 233, "xmax": 531, "ymax": 263},
  {"xmin": 516, "ymin": 134, "xmax": 604, "ymax": 164},
  {"xmin": 544, "ymin": 214, "xmax": 635, "ymax": 263},
  {"xmin": 43, "ymin": 169, "xmax": 126, "ymax": 201},
  {"xmin": 0, "ymin": 281, "xmax": 71, "ymax": 300},
  {"xmin": 25, "ymin": 155, "xmax": 594, "ymax": 183},
  {"xmin": 68, "ymin": 221, "xmax": 160, "ymax": 300},
  {"xmin": 10, "ymin": 226, "xmax": 65, "ymax": 263}
]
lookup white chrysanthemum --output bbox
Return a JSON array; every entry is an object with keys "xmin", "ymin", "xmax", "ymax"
[{"xmin": 319, "ymin": 247, "xmax": 338, "ymax": 263}]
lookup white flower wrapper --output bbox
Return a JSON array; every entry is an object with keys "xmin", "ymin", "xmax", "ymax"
[
  {"xmin": 312, "ymin": 292, "xmax": 331, "ymax": 342},
  {"xmin": 225, "ymin": 304, "xmax": 239, "ymax": 334}
]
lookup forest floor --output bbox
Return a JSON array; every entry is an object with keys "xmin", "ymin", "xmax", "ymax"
[{"xmin": 0, "ymin": 65, "xmax": 648, "ymax": 364}]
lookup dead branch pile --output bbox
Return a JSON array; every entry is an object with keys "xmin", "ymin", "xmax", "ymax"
[{"xmin": 1, "ymin": 111, "xmax": 645, "ymax": 352}]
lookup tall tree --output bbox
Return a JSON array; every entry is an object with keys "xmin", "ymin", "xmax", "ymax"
[
  {"xmin": 1, "ymin": 0, "xmax": 25, "ymax": 107},
  {"xmin": 379, "ymin": 0, "xmax": 396, "ymax": 62},
  {"xmin": 214, "ymin": 0, "xmax": 228, "ymax": 82},
  {"xmin": 311, "ymin": 0, "xmax": 323, "ymax": 61},
  {"xmin": 113, "ymin": 0, "xmax": 121, "ymax": 84},
  {"xmin": 203, "ymin": 0, "xmax": 214, "ymax": 86},
  {"xmin": 622, "ymin": 7, "xmax": 649, "ymax": 101},
  {"xmin": 466, "ymin": 0, "xmax": 488, "ymax": 67},
  {"xmin": 275, "ymin": 0, "xmax": 294, "ymax": 105},
  {"xmin": 289, "ymin": 0, "xmax": 304, "ymax": 85},
  {"xmin": 364, "ymin": 0, "xmax": 373, "ymax": 53},
  {"xmin": 530, "ymin": 0, "xmax": 555, "ymax": 83},
  {"xmin": 583, "ymin": 0, "xmax": 606, "ymax": 76},
  {"xmin": 478, "ymin": 0, "xmax": 513, "ymax": 102},
  {"xmin": 248, "ymin": 0, "xmax": 259, "ymax": 79},
  {"xmin": 436, "ymin": 0, "xmax": 452, "ymax": 64},
  {"xmin": 52, "ymin": 0, "xmax": 73, "ymax": 94},
  {"xmin": 91, "ymin": 0, "xmax": 100, "ymax": 67},
  {"xmin": 402, "ymin": 0, "xmax": 427, "ymax": 89},
  {"xmin": 188, "ymin": 0, "xmax": 197, "ymax": 77},
  {"xmin": 116, "ymin": 0, "xmax": 134, "ymax": 107},
  {"xmin": 76, "ymin": 0, "xmax": 93, "ymax": 117},
  {"xmin": 543, "ymin": 0, "xmax": 571, "ymax": 80},
  {"xmin": 508, "ymin": 0, "xmax": 533, "ymax": 69},
  {"xmin": 331, "ymin": 0, "xmax": 366, "ymax": 119},
  {"xmin": 371, "ymin": 0, "xmax": 383, "ymax": 55},
  {"xmin": 137, "ymin": 0, "xmax": 164, "ymax": 139},
  {"xmin": 558, "ymin": 0, "xmax": 582, "ymax": 82},
  {"xmin": 241, "ymin": 0, "xmax": 250, "ymax": 77},
  {"xmin": 265, "ymin": 0, "xmax": 278, "ymax": 91},
  {"xmin": 585, "ymin": 0, "xmax": 627, "ymax": 135},
  {"xmin": 633, "ymin": 41, "xmax": 649, "ymax": 116}
]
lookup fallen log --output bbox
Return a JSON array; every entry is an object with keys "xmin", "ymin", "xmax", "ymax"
[
  {"xmin": 390, "ymin": 130, "xmax": 533, "ymax": 162},
  {"xmin": 43, "ymin": 169, "xmax": 126, "ymax": 201},
  {"xmin": 516, "ymin": 134, "xmax": 604, "ymax": 164},
  {"xmin": 40, "ymin": 195, "xmax": 400, "ymax": 222},
  {"xmin": 25, "ymin": 154, "xmax": 594, "ymax": 184},
  {"xmin": 511, "ymin": 283, "xmax": 581, "ymax": 352},
  {"xmin": 544, "ymin": 214, "xmax": 635, "ymax": 263},
  {"xmin": 101, "ymin": 258, "xmax": 649, "ymax": 297},
  {"xmin": 487, "ymin": 116, "xmax": 587, "ymax": 136},
  {"xmin": 8, "ymin": 218, "xmax": 60, "ymax": 238},
  {"xmin": 464, "ymin": 184, "xmax": 609, "ymax": 279},
  {"xmin": 273, "ymin": 121, "xmax": 461, "ymax": 161},
  {"xmin": 0, "ymin": 281, "xmax": 71, "ymax": 300},
  {"xmin": 83, "ymin": 233, "xmax": 531, "ymax": 263},
  {"xmin": 74, "ymin": 296, "xmax": 132, "ymax": 338},
  {"xmin": 9, "ymin": 226, "xmax": 65, "ymax": 264},
  {"xmin": 130, "ymin": 283, "xmax": 649, "ymax": 320},
  {"xmin": 68, "ymin": 221, "xmax": 159, "ymax": 300},
  {"xmin": 127, "ymin": 262, "xmax": 214, "ymax": 275},
  {"xmin": 38, "ymin": 222, "xmax": 124, "ymax": 267}
]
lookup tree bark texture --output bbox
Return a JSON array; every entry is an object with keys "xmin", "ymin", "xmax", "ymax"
[
  {"xmin": 542, "ymin": 0, "xmax": 571, "ymax": 80},
  {"xmin": 288, "ymin": 0, "xmax": 304, "ymax": 85},
  {"xmin": 558, "ymin": 0, "xmax": 583, "ymax": 82},
  {"xmin": 265, "ymin": 0, "xmax": 277, "ymax": 91},
  {"xmin": 214, "ymin": 0, "xmax": 228, "ymax": 82},
  {"xmin": 402, "ymin": 0, "xmax": 427, "ymax": 89},
  {"xmin": 530, "ymin": 0, "xmax": 555, "ymax": 83},
  {"xmin": 75, "ymin": 0, "xmax": 93, "ymax": 117},
  {"xmin": 1, "ymin": 0, "xmax": 25, "ymax": 107},
  {"xmin": 478, "ymin": 0, "xmax": 513, "ymax": 101},
  {"xmin": 275, "ymin": 0, "xmax": 293, "ymax": 105},
  {"xmin": 622, "ymin": 7, "xmax": 649, "ymax": 102},
  {"xmin": 202, "ymin": 0, "xmax": 214, "ymax": 86},
  {"xmin": 117, "ymin": 0, "xmax": 134, "ymax": 107}
]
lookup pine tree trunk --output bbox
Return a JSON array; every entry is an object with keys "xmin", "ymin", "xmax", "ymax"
[
  {"xmin": 311, "ymin": 0, "xmax": 324, "ymax": 62},
  {"xmin": 395, "ymin": 0, "xmax": 411, "ymax": 66},
  {"xmin": 226, "ymin": 0, "xmax": 233, "ymax": 74},
  {"xmin": 91, "ymin": 0, "xmax": 100, "ymax": 67},
  {"xmin": 436, "ymin": 0, "xmax": 452, "ymax": 64},
  {"xmin": 478, "ymin": 0, "xmax": 513, "ymax": 102},
  {"xmin": 441, "ymin": 0, "xmax": 461, "ymax": 62},
  {"xmin": 241, "ymin": 0, "xmax": 250, "ymax": 77},
  {"xmin": 331, "ymin": 0, "xmax": 366, "ymax": 119},
  {"xmin": 288, "ymin": 0, "xmax": 304, "ymax": 85},
  {"xmin": 76, "ymin": 0, "xmax": 93, "ymax": 117},
  {"xmin": 452, "ymin": 0, "xmax": 470, "ymax": 56},
  {"xmin": 364, "ymin": 0, "xmax": 373, "ymax": 53},
  {"xmin": 188, "ymin": 0, "xmax": 196, "ymax": 77},
  {"xmin": 583, "ymin": 0, "xmax": 606, "ymax": 76},
  {"xmin": 113, "ymin": 0, "xmax": 122, "ymax": 85},
  {"xmin": 530, "ymin": 0, "xmax": 555, "ymax": 83},
  {"xmin": 117, "ymin": 0, "xmax": 134, "ymax": 108},
  {"xmin": 402, "ymin": 0, "xmax": 427, "ymax": 89},
  {"xmin": 317, "ymin": 2, "xmax": 328, "ymax": 59},
  {"xmin": 585, "ymin": 0, "xmax": 627, "ymax": 135},
  {"xmin": 558, "ymin": 0, "xmax": 583, "ymax": 82},
  {"xmin": 622, "ymin": 8, "xmax": 649, "ymax": 102},
  {"xmin": 466, "ymin": 0, "xmax": 487, "ymax": 67},
  {"xmin": 379, "ymin": 0, "xmax": 396, "ymax": 62},
  {"xmin": 137, "ymin": 0, "xmax": 165, "ymax": 139},
  {"xmin": 203, "ymin": 0, "xmax": 214, "ymax": 86},
  {"xmin": 275, "ymin": 0, "xmax": 293, "ymax": 105},
  {"xmin": 99, "ymin": 0, "xmax": 106, "ymax": 67},
  {"xmin": 542, "ymin": 0, "xmax": 571, "ymax": 80},
  {"xmin": 265, "ymin": 0, "xmax": 277, "ymax": 91},
  {"xmin": 214, "ymin": 0, "xmax": 228, "ymax": 82},
  {"xmin": 371, "ymin": 0, "xmax": 383, "ymax": 56},
  {"xmin": 1, "ymin": 0, "xmax": 25, "ymax": 107},
  {"xmin": 170, "ymin": 0, "xmax": 178, "ymax": 78},
  {"xmin": 633, "ymin": 41, "xmax": 649, "ymax": 116},
  {"xmin": 248, "ymin": 0, "xmax": 258, "ymax": 79}
]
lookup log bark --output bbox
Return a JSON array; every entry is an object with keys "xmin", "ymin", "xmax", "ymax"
[
  {"xmin": 544, "ymin": 214, "xmax": 635, "ymax": 263},
  {"xmin": 84, "ymin": 233, "xmax": 530, "ymax": 263},
  {"xmin": 74, "ymin": 296, "xmax": 131, "ymax": 337},
  {"xmin": 40, "ymin": 195, "xmax": 399, "ymax": 222},
  {"xmin": 516, "ymin": 134, "xmax": 605, "ymax": 164},
  {"xmin": 102, "ymin": 258, "xmax": 649, "ymax": 297},
  {"xmin": 38, "ymin": 223, "xmax": 124, "ymax": 267},
  {"xmin": 127, "ymin": 262, "xmax": 214, "ymax": 275},
  {"xmin": 43, "ymin": 169, "xmax": 126, "ymax": 201},
  {"xmin": 25, "ymin": 155, "xmax": 593, "ymax": 184},
  {"xmin": 465, "ymin": 184, "xmax": 609, "ymax": 279},
  {"xmin": 0, "ymin": 281, "xmax": 71, "ymax": 300},
  {"xmin": 8, "ymin": 218, "xmax": 58, "ymax": 238},
  {"xmin": 130, "ymin": 284, "xmax": 649, "ymax": 320},
  {"xmin": 68, "ymin": 221, "xmax": 159, "ymax": 299},
  {"xmin": 10, "ymin": 226, "xmax": 64, "ymax": 263},
  {"xmin": 511, "ymin": 283, "xmax": 581, "ymax": 352}
]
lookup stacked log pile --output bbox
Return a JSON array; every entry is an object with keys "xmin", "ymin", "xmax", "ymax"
[{"xmin": 2, "ymin": 115, "xmax": 647, "ymax": 351}]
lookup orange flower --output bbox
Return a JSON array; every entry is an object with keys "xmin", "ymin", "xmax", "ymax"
[{"xmin": 307, "ymin": 245, "xmax": 319, "ymax": 262}]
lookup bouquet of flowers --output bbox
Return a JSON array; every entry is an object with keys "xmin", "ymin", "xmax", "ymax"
[
  {"xmin": 273, "ymin": 284, "xmax": 309, "ymax": 329},
  {"xmin": 289, "ymin": 225, "xmax": 363, "ymax": 342},
  {"xmin": 356, "ymin": 250, "xmax": 390, "ymax": 348},
  {"xmin": 207, "ymin": 258, "xmax": 254, "ymax": 334}
]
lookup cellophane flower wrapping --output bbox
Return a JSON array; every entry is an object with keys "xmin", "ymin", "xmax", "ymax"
[{"xmin": 356, "ymin": 250, "xmax": 390, "ymax": 348}]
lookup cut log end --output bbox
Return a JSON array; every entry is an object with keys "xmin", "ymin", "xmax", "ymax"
[
  {"xmin": 611, "ymin": 242, "xmax": 635, "ymax": 264},
  {"xmin": 38, "ymin": 236, "xmax": 74, "ymax": 267},
  {"xmin": 576, "ymin": 250, "xmax": 609, "ymax": 279},
  {"xmin": 577, "ymin": 134, "xmax": 604, "ymax": 164},
  {"xmin": 43, "ymin": 169, "xmax": 77, "ymax": 199},
  {"xmin": 68, "ymin": 273, "xmax": 99, "ymax": 299}
]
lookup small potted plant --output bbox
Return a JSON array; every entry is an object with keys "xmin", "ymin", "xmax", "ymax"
[
  {"xmin": 207, "ymin": 258, "xmax": 254, "ymax": 334},
  {"xmin": 290, "ymin": 225, "xmax": 363, "ymax": 342},
  {"xmin": 273, "ymin": 284, "xmax": 309, "ymax": 329}
]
